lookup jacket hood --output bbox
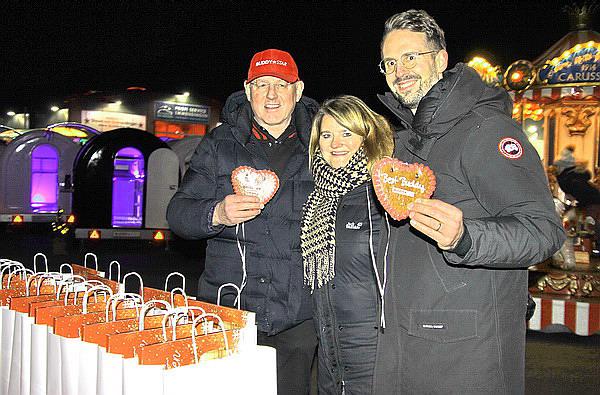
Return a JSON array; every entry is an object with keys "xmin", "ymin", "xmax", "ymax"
[
  {"xmin": 220, "ymin": 90, "xmax": 320, "ymax": 149},
  {"xmin": 379, "ymin": 63, "xmax": 513, "ymax": 141}
]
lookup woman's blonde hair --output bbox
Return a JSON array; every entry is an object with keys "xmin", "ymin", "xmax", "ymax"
[{"xmin": 309, "ymin": 95, "xmax": 394, "ymax": 172}]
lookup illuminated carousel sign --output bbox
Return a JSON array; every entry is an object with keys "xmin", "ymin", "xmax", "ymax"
[{"xmin": 538, "ymin": 41, "xmax": 600, "ymax": 85}]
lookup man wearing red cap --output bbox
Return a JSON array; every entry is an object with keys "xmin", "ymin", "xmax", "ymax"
[{"xmin": 168, "ymin": 49, "xmax": 318, "ymax": 394}]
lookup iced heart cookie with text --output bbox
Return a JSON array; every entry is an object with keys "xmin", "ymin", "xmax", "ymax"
[
  {"xmin": 372, "ymin": 158, "xmax": 436, "ymax": 220},
  {"xmin": 231, "ymin": 166, "xmax": 280, "ymax": 204}
]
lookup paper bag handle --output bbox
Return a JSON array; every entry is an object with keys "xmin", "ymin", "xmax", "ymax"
[
  {"xmin": 59, "ymin": 264, "xmax": 73, "ymax": 275},
  {"xmin": 217, "ymin": 283, "xmax": 241, "ymax": 310},
  {"xmin": 7, "ymin": 267, "xmax": 34, "ymax": 288},
  {"xmin": 84, "ymin": 253, "xmax": 98, "ymax": 271},
  {"xmin": 191, "ymin": 313, "xmax": 229, "ymax": 364},
  {"xmin": 27, "ymin": 273, "xmax": 58, "ymax": 296},
  {"xmin": 161, "ymin": 307, "xmax": 188, "ymax": 341},
  {"xmin": 63, "ymin": 276, "xmax": 91, "ymax": 304},
  {"xmin": 164, "ymin": 272, "xmax": 186, "ymax": 293},
  {"xmin": 106, "ymin": 292, "xmax": 143, "ymax": 321},
  {"xmin": 138, "ymin": 300, "xmax": 172, "ymax": 330},
  {"xmin": 33, "ymin": 253, "xmax": 48, "ymax": 273},
  {"xmin": 170, "ymin": 287, "xmax": 188, "ymax": 308},
  {"xmin": 0, "ymin": 263, "xmax": 24, "ymax": 290},
  {"xmin": 122, "ymin": 272, "xmax": 144, "ymax": 300},
  {"xmin": 55, "ymin": 274, "xmax": 85, "ymax": 298},
  {"xmin": 109, "ymin": 260, "xmax": 121, "ymax": 282},
  {"xmin": 82, "ymin": 284, "xmax": 113, "ymax": 314}
]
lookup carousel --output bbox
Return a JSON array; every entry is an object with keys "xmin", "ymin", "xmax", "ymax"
[{"xmin": 501, "ymin": 5, "xmax": 600, "ymax": 335}]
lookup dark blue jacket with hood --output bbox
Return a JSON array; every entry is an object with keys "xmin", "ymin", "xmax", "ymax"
[{"xmin": 167, "ymin": 91, "xmax": 318, "ymax": 335}]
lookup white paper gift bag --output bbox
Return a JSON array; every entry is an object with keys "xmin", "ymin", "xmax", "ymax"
[
  {"xmin": 96, "ymin": 349, "xmax": 124, "ymax": 395},
  {"xmin": 7, "ymin": 311, "xmax": 26, "ymax": 395},
  {"xmin": 19, "ymin": 315, "xmax": 34, "ymax": 395},
  {"xmin": 59, "ymin": 336, "xmax": 81, "ymax": 395},
  {"xmin": 121, "ymin": 311, "xmax": 224, "ymax": 395},
  {"xmin": 122, "ymin": 357, "xmax": 163, "ymax": 395},
  {"xmin": 77, "ymin": 340, "xmax": 99, "ymax": 395},
  {"xmin": 161, "ymin": 345, "xmax": 276, "ymax": 394},
  {"xmin": 46, "ymin": 332, "xmax": 62, "ymax": 395},
  {"xmin": 77, "ymin": 284, "xmax": 117, "ymax": 395},
  {"xmin": 0, "ymin": 307, "xmax": 16, "ymax": 395},
  {"xmin": 29, "ymin": 324, "xmax": 50, "ymax": 395}
]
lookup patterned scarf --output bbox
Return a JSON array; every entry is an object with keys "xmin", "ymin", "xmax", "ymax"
[{"xmin": 301, "ymin": 148, "xmax": 370, "ymax": 291}]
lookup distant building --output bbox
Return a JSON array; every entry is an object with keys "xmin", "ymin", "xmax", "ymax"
[{"xmin": 1, "ymin": 87, "xmax": 222, "ymax": 139}]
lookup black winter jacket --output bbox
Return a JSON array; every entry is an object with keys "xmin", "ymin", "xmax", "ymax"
[
  {"xmin": 312, "ymin": 182, "xmax": 383, "ymax": 395},
  {"xmin": 372, "ymin": 64, "xmax": 565, "ymax": 394},
  {"xmin": 167, "ymin": 91, "xmax": 319, "ymax": 335}
]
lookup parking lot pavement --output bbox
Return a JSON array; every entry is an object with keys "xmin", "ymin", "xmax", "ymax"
[{"xmin": 0, "ymin": 224, "xmax": 205, "ymax": 295}]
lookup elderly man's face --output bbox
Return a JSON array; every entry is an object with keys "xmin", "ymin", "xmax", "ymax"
[
  {"xmin": 382, "ymin": 29, "xmax": 448, "ymax": 109},
  {"xmin": 245, "ymin": 76, "xmax": 304, "ymax": 136}
]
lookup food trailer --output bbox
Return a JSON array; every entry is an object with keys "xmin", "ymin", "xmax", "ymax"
[{"xmin": 72, "ymin": 128, "xmax": 179, "ymax": 241}]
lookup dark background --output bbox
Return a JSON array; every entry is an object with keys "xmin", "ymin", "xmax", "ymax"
[{"xmin": 0, "ymin": 0, "xmax": 587, "ymax": 113}]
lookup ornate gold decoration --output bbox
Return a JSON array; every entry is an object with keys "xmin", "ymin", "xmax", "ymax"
[
  {"xmin": 504, "ymin": 60, "xmax": 535, "ymax": 92},
  {"xmin": 561, "ymin": 105, "xmax": 597, "ymax": 136},
  {"xmin": 537, "ymin": 273, "xmax": 578, "ymax": 294},
  {"xmin": 582, "ymin": 275, "xmax": 600, "ymax": 296},
  {"xmin": 565, "ymin": 3, "xmax": 597, "ymax": 31}
]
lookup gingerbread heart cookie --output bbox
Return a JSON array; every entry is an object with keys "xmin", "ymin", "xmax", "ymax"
[
  {"xmin": 231, "ymin": 166, "xmax": 280, "ymax": 204},
  {"xmin": 372, "ymin": 158, "xmax": 436, "ymax": 221}
]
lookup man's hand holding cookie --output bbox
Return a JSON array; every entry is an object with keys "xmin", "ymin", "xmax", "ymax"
[
  {"xmin": 408, "ymin": 198, "xmax": 464, "ymax": 251},
  {"xmin": 213, "ymin": 194, "xmax": 264, "ymax": 227}
]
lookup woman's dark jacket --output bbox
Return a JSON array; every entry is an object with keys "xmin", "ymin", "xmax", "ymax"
[
  {"xmin": 312, "ymin": 182, "xmax": 382, "ymax": 394},
  {"xmin": 167, "ymin": 91, "xmax": 318, "ymax": 335}
]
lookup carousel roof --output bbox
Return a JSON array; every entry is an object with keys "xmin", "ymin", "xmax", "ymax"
[
  {"xmin": 503, "ymin": 5, "xmax": 600, "ymax": 92},
  {"xmin": 533, "ymin": 29, "xmax": 600, "ymax": 67}
]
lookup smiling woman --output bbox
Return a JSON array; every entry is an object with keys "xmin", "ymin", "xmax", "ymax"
[
  {"xmin": 301, "ymin": 95, "xmax": 393, "ymax": 394},
  {"xmin": 318, "ymin": 115, "xmax": 364, "ymax": 169},
  {"xmin": 308, "ymin": 95, "xmax": 394, "ymax": 172}
]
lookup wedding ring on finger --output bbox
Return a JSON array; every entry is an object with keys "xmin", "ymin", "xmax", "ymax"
[{"xmin": 435, "ymin": 221, "xmax": 442, "ymax": 232}]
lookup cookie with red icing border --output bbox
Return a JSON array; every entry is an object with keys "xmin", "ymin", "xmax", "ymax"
[
  {"xmin": 231, "ymin": 166, "xmax": 279, "ymax": 204},
  {"xmin": 372, "ymin": 158, "xmax": 436, "ymax": 220}
]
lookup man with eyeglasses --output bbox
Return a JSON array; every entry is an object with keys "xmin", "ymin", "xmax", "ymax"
[
  {"xmin": 168, "ymin": 49, "xmax": 318, "ymax": 394},
  {"xmin": 371, "ymin": 10, "xmax": 564, "ymax": 394}
]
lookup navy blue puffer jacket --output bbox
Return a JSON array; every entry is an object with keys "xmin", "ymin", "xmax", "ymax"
[{"xmin": 167, "ymin": 91, "xmax": 318, "ymax": 335}]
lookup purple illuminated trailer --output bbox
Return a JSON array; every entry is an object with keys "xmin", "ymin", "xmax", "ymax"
[
  {"xmin": 111, "ymin": 147, "xmax": 145, "ymax": 228},
  {"xmin": 72, "ymin": 128, "xmax": 179, "ymax": 240},
  {"xmin": 0, "ymin": 130, "xmax": 80, "ymax": 222}
]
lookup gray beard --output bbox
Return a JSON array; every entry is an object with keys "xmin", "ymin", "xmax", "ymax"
[
  {"xmin": 393, "ymin": 88, "xmax": 425, "ymax": 110},
  {"xmin": 393, "ymin": 72, "xmax": 441, "ymax": 110}
]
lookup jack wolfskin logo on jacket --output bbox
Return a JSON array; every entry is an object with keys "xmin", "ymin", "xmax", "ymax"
[{"xmin": 345, "ymin": 222, "xmax": 363, "ymax": 230}]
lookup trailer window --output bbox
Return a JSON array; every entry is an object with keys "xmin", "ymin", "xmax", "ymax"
[
  {"xmin": 112, "ymin": 147, "xmax": 145, "ymax": 228},
  {"xmin": 31, "ymin": 144, "xmax": 59, "ymax": 212}
]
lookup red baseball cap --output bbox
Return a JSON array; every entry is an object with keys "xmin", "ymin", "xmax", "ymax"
[{"xmin": 247, "ymin": 49, "xmax": 300, "ymax": 83}]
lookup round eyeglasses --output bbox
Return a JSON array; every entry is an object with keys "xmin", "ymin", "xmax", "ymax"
[
  {"xmin": 248, "ymin": 81, "xmax": 294, "ymax": 93},
  {"xmin": 378, "ymin": 51, "xmax": 437, "ymax": 74}
]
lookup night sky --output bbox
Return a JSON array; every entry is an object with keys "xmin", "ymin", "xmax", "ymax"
[{"xmin": 0, "ymin": 0, "xmax": 591, "ymax": 114}]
